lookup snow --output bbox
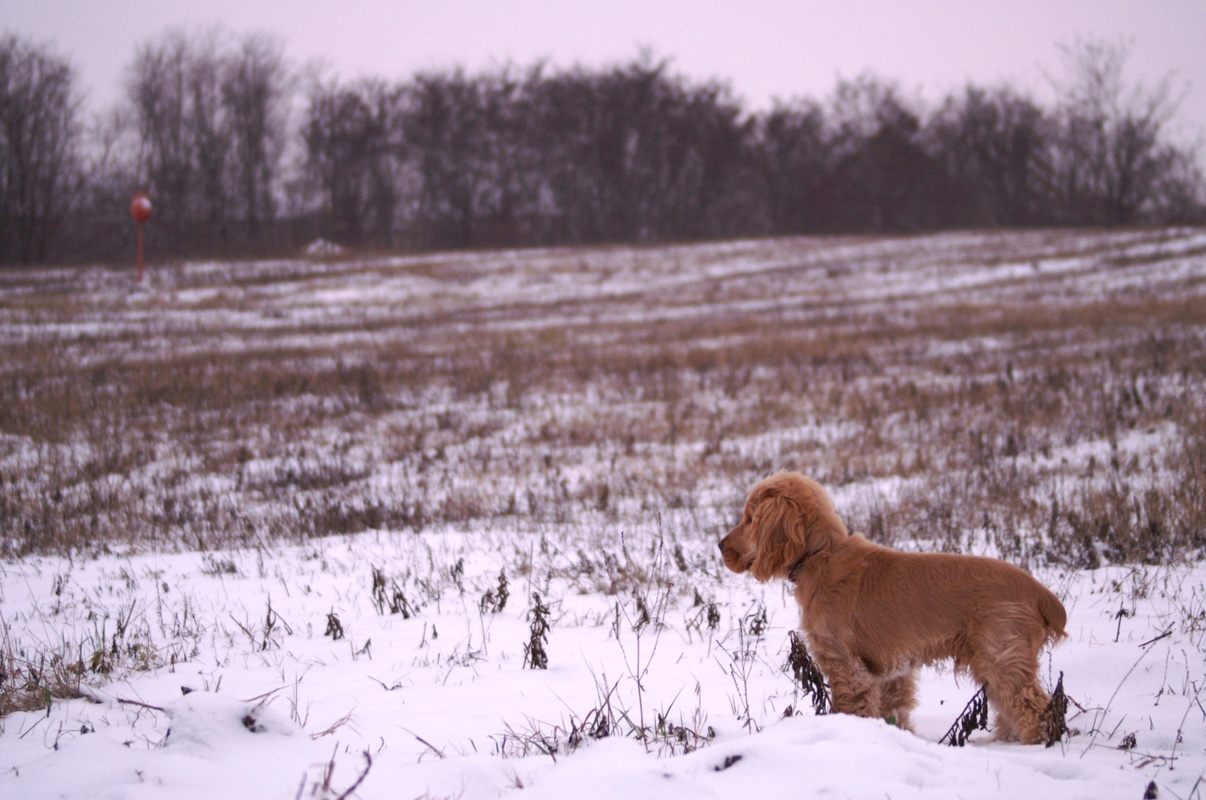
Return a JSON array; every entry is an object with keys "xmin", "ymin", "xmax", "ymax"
[
  {"xmin": 3, "ymin": 227, "xmax": 1205, "ymax": 798},
  {"xmin": 305, "ymin": 239, "xmax": 344, "ymax": 257},
  {"xmin": 1, "ymin": 537, "xmax": 1203, "ymax": 800}
]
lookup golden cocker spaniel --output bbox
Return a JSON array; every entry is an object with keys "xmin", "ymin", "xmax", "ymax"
[{"xmin": 719, "ymin": 472, "xmax": 1067, "ymax": 744}]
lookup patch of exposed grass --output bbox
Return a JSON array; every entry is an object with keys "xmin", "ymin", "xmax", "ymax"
[{"xmin": 0, "ymin": 229, "xmax": 1204, "ymax": 567}]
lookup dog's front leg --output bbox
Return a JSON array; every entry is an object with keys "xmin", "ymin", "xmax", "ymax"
[
  {"xmin": 814, "ymin": 650, "xmax": 882, "ymax": 720},
  {"xmin": 879, "ymin": 671, "xmax": 918, "ymax": 731}
]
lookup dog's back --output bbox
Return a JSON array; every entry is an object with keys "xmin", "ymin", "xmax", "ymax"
[{"xmin": 813, "ymin": 536, "xmax": 1067, "ymax": 668}]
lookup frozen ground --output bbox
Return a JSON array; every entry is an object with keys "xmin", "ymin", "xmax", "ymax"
[
  {"xmin": 2, "ymin": 228, "xmax": 1205, "ymax": 797},
  {"xmin": 1, "ymin": 537, "xmax": 1204, "ymax": 799}
]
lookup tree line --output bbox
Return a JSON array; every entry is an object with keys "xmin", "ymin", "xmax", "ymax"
[{"xmin": 1, "ymin": 29, "xmax": 1202, "ymax": 265}]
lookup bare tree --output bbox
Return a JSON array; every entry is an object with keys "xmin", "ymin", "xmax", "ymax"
[
  {"xmin": 926, "ymin": 86, "xmax": 1052, "ymax": 227},
  {"xmin": 66, "ymin": 104, "xmax": 141, "ymax": 261},
  {"xmin": 470, "ymin": 65, "xmax": 544, "ymax": 247},
  {"xmin": 0, "ymin": 34, "xmax": 82, "ymax": 263},
  {"xmin": 9, "ymin": 29, "xmax": 1200, "ymax": 264},
  {"xmin": 303, "ymin": 77, "xmax": 402, "ymax": 245},
  {"xmin": 523, "ymin": 54, "xmax": 753, "ymax": 244},
  {"xmin": 827, "ymin": 73, "xmax": 917, "ymax": 154},
  {"xmin": 189, "ymin": 29, "xmax": 232, "ymax": 246},
  {"xmin": 817, "ymin": 75, "xmax": 958, "ymax": 232},
  {"xmin": 222, "ymin": 32, "xmax": 290, "ymax": 242},
  {"xmin": 1051, "ymin": 37, "xmax": 1191, "ymax": 225},
  {"xmin": 401, "ymin": 69, "xmax": 490, "ymax": 248},
  {"xmin": 753, "ymin": 99, "xmax": 831, "ymax": 233},
  {"xmin": 128, "ymin": 30, "xmax": 193, "ymax": 244}
]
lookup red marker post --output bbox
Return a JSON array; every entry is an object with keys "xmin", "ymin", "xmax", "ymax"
[{"xmin": 130, "ymin": 192, "xmax": 152, "ymax": 282}]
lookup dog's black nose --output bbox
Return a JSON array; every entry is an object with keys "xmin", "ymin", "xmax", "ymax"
[{"xmin": 717, "ymin": 540, "xmax": 724, "ymax": 553}]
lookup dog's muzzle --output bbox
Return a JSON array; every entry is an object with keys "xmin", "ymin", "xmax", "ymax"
[{"xmin": 718, "ymin": 528, "xmax": 751, "ymax": 573}]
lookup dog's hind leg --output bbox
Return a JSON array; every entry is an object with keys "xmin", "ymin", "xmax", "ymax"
[
  {"xmin": 973, "ymin": 630, "xmax": 1052, "ymax": 744},
  {"xmin": 1010, "ymin": 682, "xmax": 1053, "ymax": 745},
  {"xmin": 987, "ymin": 666, "xmax": 1051, "ymax": 745},
  {"xmin": 983, "ymin": 679, "xmax": 1050, "ymax": 743}
]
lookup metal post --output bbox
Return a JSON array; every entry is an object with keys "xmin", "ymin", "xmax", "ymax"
[
  {"xmin": 136, "ymin": 221, "xmax": 145, "ymax": 283},
  {"xmin": 130, "ymin": 192, "xmax": 152, "ymax": 283}
]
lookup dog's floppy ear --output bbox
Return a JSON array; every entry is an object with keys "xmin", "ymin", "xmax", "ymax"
[
  {"xmin": 749, "ymin": 488, "xmax": 807, "ymax": 581},
  {"xmin": 748, "ymin": 474, "xmax": 847, "ymax": 581}
]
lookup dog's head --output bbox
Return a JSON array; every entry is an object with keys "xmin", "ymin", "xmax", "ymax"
[{"xmin": 718, "ymin": 472, "xmax": 848, "ymax": 581}]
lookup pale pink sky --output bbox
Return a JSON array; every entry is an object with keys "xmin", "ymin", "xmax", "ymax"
[{"xmin": 5, "ymin": 0, "xmax": 1205, "ymax": 144}]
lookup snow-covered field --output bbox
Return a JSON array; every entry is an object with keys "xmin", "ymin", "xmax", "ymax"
[
  {"xmin": 2, "ymin": 531, "xmax": 1205, "ymax": 799},
  {"xmin": 2, "ymin": 229, "xmax": 1205, "ymax": 798}
]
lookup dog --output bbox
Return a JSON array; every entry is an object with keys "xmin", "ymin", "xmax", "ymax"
[{"xmin": 718, "ymin": 471, "xmax": 1067, "ymax": 744}]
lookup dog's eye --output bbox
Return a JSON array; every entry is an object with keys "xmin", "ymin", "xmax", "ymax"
[{"xmin": 745, "ymin": 515, "xmax": 753, "ymax": 524}]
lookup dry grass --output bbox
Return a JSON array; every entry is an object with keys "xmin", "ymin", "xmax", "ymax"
[{"xmin": 1, "ymin": 229, "xmax": 1204, "ymax": 568}]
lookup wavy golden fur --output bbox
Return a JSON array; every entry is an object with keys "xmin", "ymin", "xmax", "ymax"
[{"xmin": 719, "ymin": 472, "xmax": 1067, "ymax": 744}]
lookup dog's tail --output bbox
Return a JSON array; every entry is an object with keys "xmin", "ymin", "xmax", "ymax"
[{"xmin": 1036, "ymin": 586, "xmax": 1068, "ymax": 644}]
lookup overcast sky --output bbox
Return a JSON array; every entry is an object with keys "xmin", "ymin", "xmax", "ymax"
[{"xmin": 5, "ymin": 0, "xmax": 1205, "ymax": 144}]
